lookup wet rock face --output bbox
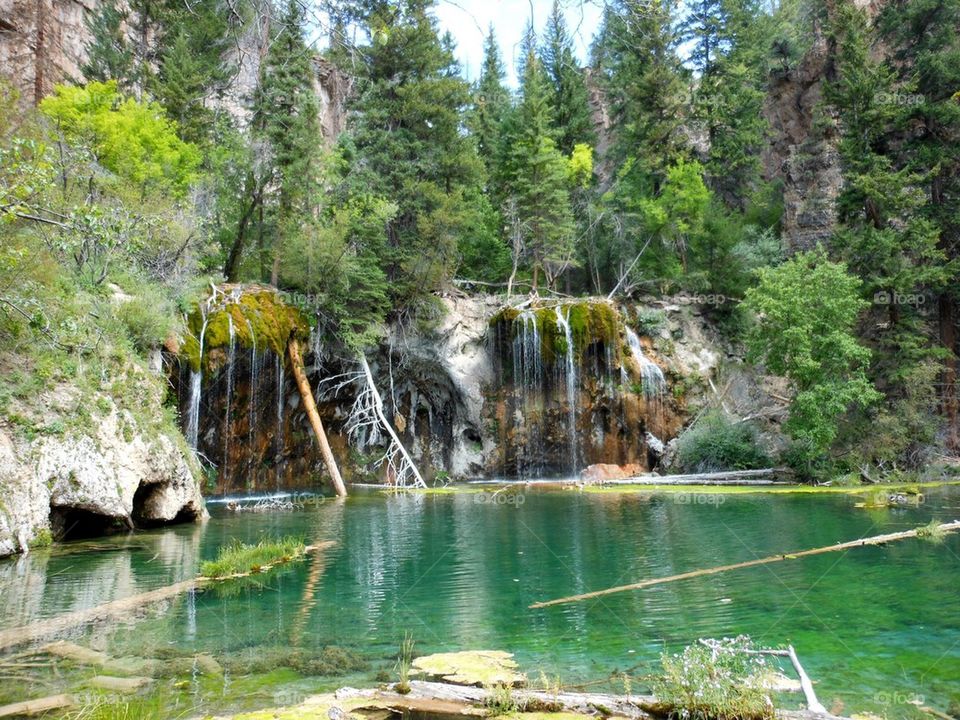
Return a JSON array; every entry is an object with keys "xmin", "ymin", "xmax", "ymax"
[
  {"xmin": 0, "ymin": 399, "xmax": 206, "ymax": 557},
  {"xmin": 178, "ymin": 295, "xmax": 705, "ymax": 492}
]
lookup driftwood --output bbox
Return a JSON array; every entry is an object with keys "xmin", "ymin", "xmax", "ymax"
[
  {"xmin": 608, "ymin": 468, "xmax": 788, "ymax": 485},
  {"xmin": 347, "ymin": 680, "xmax": 849, "ymax": 720},
  {"xmin": 703, "ymin": 640, "xmax": 825, "ymax": 715},
  {"xmin": 531, "ymin": 521, "xmax": 960, "ymax": 608},
  {"xmin": 288, "ymin": 339, "xmax": 347, "ymax": 497},
  {"xmin": 0, "ymin": 542, "xmax": 335, "ymax": 652},
  {"xmin": 0, "ymin": 694, "xmax": 75, "ymax": 717}
]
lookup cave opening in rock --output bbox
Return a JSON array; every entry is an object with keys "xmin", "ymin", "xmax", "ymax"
[
  {"xmin": 49, "ymin": 506, "xmax": 127, "ymax": 541},
  {"xmin": 132, "ymin": 482, "xmax": 201, "ymax": 528}
]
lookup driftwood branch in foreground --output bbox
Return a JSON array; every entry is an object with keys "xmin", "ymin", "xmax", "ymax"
[
  {"xmin": 0, "ymin": 542, "xmax": 336, "ymax": 652},
  {"xmin": 531, "ymin": 521, "xmax": 960, "ymax": 608}
]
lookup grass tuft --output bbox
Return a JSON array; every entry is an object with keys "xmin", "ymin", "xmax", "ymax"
[
  {"xmin": 916, "ymin": 519, "xmax": 948, "ymax": 545},
  {"xmin": 199, "ymin": 536, "xmax": 305, "ymax": 578}
]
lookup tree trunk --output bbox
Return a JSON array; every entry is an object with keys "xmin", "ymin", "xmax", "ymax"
[
  {"xmin": 287, "ymin": 339, "xmax": 347, "ymax": 497},
  {"xmin": 940, "ymin": 292, "xmax": 958, "ymax": 451}
]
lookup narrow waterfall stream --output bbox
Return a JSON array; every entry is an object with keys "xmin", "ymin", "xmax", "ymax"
[
  {"xmin": 625, "ymin": 327, "xmax": 666, "ymax": 399},
  {"xmin": 554, "ymin": 305, "xmax": 579, "ymax": 474}
]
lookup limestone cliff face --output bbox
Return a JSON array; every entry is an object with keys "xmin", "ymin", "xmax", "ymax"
[
  {"xmin": 0, "ymin": 393, "xmax": 206, "ymax": 557},
  {"xmin": 179, "ymin": 293, "xmax": 745, "ymax": 493},
  {"xmin": 0, "ymin": 0, "xmax": 349, "ymax": 140},
  {"xmin": 763, "ymin": 0, "xmax": 889, "ymax": 252}
]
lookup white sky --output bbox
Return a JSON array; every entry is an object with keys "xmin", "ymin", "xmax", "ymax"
[{"xmin": 432, "ymin": 0, "xmax": 604, "ymax": 86}]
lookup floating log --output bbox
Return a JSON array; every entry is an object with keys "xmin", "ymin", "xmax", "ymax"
[
  {"xmin": 0, "ymin": 694, "xmax": 75, "ymax": 718},
  {"xmin": 0, "ymin": 542, "xmax": 335, "ymax": 652},
  {"xmin": 607, "ymin": 468, "xmax": 790, "ymax": 485},
  {"xmin": 288, "ymin": 339, "xmax": 347, "ymax": 497},
  {"xmin": 531, "ymin": 521, "xmax": 960, "ymax": 608}
]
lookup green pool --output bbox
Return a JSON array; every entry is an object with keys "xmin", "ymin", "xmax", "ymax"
[{"xmin": 1, "ymin": 486, "xmax": 958, "ymax": 717}]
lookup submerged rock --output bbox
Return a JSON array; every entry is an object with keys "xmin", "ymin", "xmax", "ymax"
[{"xmin": 410, "ymin": 650, "xmax": 525, "ymax": 687}]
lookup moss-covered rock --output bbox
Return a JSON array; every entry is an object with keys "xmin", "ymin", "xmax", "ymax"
[{"xmin": 180, "ymin": 285, "xmax": 310, "ymax": 373}]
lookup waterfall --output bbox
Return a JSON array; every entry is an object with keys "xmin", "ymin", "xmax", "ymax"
[
  {"xmin": 247, "ymin": 320, "xmax": 259, "ymax": 455},
  {"xmin": 222, "ymin": 316, "xmax": 236, "ymax": 476},
  {"xmin": 186, "ymin": 370, "xmax": 202, "ymax": 449},
  {"xmin": 511, "ymin": 310, "xmax": 545, "ymax": 477},
  {"xmin": 275, "ymin": 354, "xmax": 285, "ymax": 467},
  {"xmin": 626, "ymin": 328, "xmax": 666, "ymax": 399},
  {"xmin": 554, "ymin": 305, "xmax": 579, "ymax": 474},
  {"xmin": 185, "ymin": 311, "xmax": 210, "ymax": 450}
]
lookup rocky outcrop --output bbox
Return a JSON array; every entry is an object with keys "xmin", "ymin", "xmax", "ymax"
[
  {"xmin": 179, "ymin": 291, "xmax": 750, "ymax": 492},
  {"xmin": 0, "ymin": 394, "xmax": 206, "ymax": 557},
  {"xmin": 0, "ymin": 0, "xmax": 350, "ymax": 141}
]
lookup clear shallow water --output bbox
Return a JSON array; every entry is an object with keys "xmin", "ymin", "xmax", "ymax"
[{"xmin": 1, "ymin": 486, "xmax": 959, "ymax": 716}]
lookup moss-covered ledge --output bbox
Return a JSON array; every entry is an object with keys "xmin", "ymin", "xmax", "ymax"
[{"xmin": 179, "ymin": 284, "xmax": 311, "ymax": 373}]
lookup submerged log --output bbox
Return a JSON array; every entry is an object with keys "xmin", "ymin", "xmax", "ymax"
[
  {"xmin": 0, "ymin": 542, "xmax": 335, "ymax": 652},
  {"xmin": 0, "ymin": 694, "xmax": 75, "ymax": 717},
  {"xmin": 288, "ymin": 339, "xmax": 347, "ymax": 497},
  {"xmin": 531, "ymin": 521, "xmax": 960, "ymax": 608}
]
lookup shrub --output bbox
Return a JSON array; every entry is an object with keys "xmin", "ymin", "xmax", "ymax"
[
  {"xmin": 652, "ymin": 636, "xmax": 774, "ymax": 720},
  {"xmin": 673, "ymin": 411, "xmax": 770, "ymax": 473}
]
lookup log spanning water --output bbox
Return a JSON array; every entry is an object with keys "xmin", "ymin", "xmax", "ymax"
[
  {"xmin": 0, "ymin": 542, "xmax": 336, "ymax": 652},
  {"xmin": 530, "ymin": 521, "xmax": 960, "ymax": 609}
]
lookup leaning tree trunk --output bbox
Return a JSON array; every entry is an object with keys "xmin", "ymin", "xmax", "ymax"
[{"xmin": 288, "ymin": 339, "xmax": 347, "ymax": 497}]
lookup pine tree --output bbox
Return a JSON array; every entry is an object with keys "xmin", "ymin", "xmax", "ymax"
[
  {"xmin": 680, "ymin": 0, "xmax": 769, "ymax": 205},
  {"xmin": 341, "ymin": 0, "xmax": 489, "ymax": 304},
  {"xmin": 254, "ymin": 0, "xmax": 322, "ymax": 285},
  {"xmin": 502, "ymin": 49, "xmax": 575, "ymax": 289},
  {"xmin": 82, "ymin": 0, "xmax": 134, "ymax": 87},
  {"xmin": 540, "ymin": 0, "xmax": 594, "ymax": 155},
  {"xmin": 876, "ymin": 0, "xmax": 960, "ymax": 450},
  {"xmin": 470, "ymin": 26, "xmax": 510, "ymax": 177},
  {"xmin": 152, "ymin": 0, "xmax": 231, "ymax": 145}
]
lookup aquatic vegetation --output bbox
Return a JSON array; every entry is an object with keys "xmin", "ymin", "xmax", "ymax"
[
  {"xmin": 916, "ymin": 519, "xmax": 948, "ymax": 545},
  {"xmin": 395, "ymin": 632, "xmax": 415, "ymax": 694},
  {"xmin": 199, "ymin": 536, "xmax": 305, "ymax": 578},
  {"xmin": 651, "ymin": 636, "xmax": 774, "ymax": 720},
  {"xmin": 65, "ymin": 693, "xmax": 187, "ymax": 720},
  {"xmin": 484, "ymin": 683, "xmax": 518, "ymax": 715}
]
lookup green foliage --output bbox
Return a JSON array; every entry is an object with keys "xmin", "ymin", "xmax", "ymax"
[
  {"xmin": 744, "ymin": 249, "xmax": 880, "ymax": 468},
  {"xmin": 674, "ymin": 411, "xmax": 770, "ymax": 473},
  {"xmin": 114, "ymin": 282, "xmax": 177, "ymax": 352},
  {"xmin": 199, "ymin": 536, "xmax": 306, "ymax": 579},
  {"xmin": 40, "ymin": 81, "xmax": 201, "ymax": 197},
  {"xmin": 82, "ymin": 0, "xmax": 134, "ymax": 88},
  {"xmin": 652, "ymin": 636, "xmax": 774, "ymax": 720},
  {"xmin": 395, "ymin": 632, "xmax": 415, "ymax": 694},
  {"xmin": 540, "ymin": 0, "xmax": 595, "ymax": 156}
]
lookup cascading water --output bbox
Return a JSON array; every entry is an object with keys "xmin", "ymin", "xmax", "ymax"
[
  {"xmin": 223, "ymin": 315, "xmax": 236, "ymax": 476},
  {"xmin": 185, "ymin": 309, "xmax": 210, "ymax": 450},
  {"xmin": 511, "ymin": 310, "xmax": 544, "ymax": 476},
  {"xmin": 625, "ymin": 328, "xmax": 666, "ymax": 399},
  {"xmin": 554, "ymin": 305, "xmax": 579, "ymax": 475},
  {"xmin": 275, "ymin": 354, "xmax": 285, "ymax": 472}
]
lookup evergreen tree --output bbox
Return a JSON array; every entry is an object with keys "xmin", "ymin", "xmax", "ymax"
[
  {"xmin": 470, "ymin": 27, "xmax": 510, "ymax": 178},
  {"xmin": 340, "ymin": 0, "xmax": 489, "ymax": 305},
  {"xmin": 502, "ymin": 49, "xmax": 575, "ymax": 289},
  {"xmin": 540, "ymin": 0, "xmax": 594, "ymax": 155},
  {"xmin": 253, "ymin": 0, "xmax": 322, "ymax": 285},
  {"xmin": 82, "ymin": 0, "xmax": 134, "ymax": 87},
  {"xmin": 681, "ymin": 0, "xmax": 769, "ymax": 205},
  {"xmin": 152, "ymin": 0, "xmax": 231, "ymax": 145},
  {"xmin": 876, "ymin": 0, "xmax": 960, "ymax": 450}
]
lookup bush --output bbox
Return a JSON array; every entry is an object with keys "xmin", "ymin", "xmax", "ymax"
[
  {"xmin": 652, "ymin": 637, "xmax": 774, "ymax": 720},
  {"xmin": 114, "ymin": 282, "xmax": 177, "ymax": 352},
  {"xmin": 673, "ymin": 411, "xmax": 770, "ymax": 473}
]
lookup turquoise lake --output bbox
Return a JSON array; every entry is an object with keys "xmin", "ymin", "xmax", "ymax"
[{"xmin": 1, "ymin": 485, "xmax": 958, "ymax": 717}]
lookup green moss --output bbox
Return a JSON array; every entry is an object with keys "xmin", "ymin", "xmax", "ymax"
[
  {"xmin": 29, "ymin": 528, "xmax": 53, "ymax": 548},
  {"xmin": 183, "ymin": 286, "xmax": 310, "ymax": 374}
]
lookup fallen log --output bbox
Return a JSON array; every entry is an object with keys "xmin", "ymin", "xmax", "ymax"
[
  {"xmin": 531, "ymin": 521, "xmax": 960, "ymax": 608},
  {"xmin": 608, "ymin": 468, "xmax": 789, "ymax": 485},
  {"xmin": 0, "ymin": 542, "xmax": 335, "ymax": 652},
  {"xmin": 0, "ymin": 694, "xmax": 75, "ymax": 718},
  {"xmin": 354, "ymin": 679, "xmax": 849, "ymax": 720},
  {"xmin": 289, "ymin": 339, "xmax": 347, "ymax": 497}
]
